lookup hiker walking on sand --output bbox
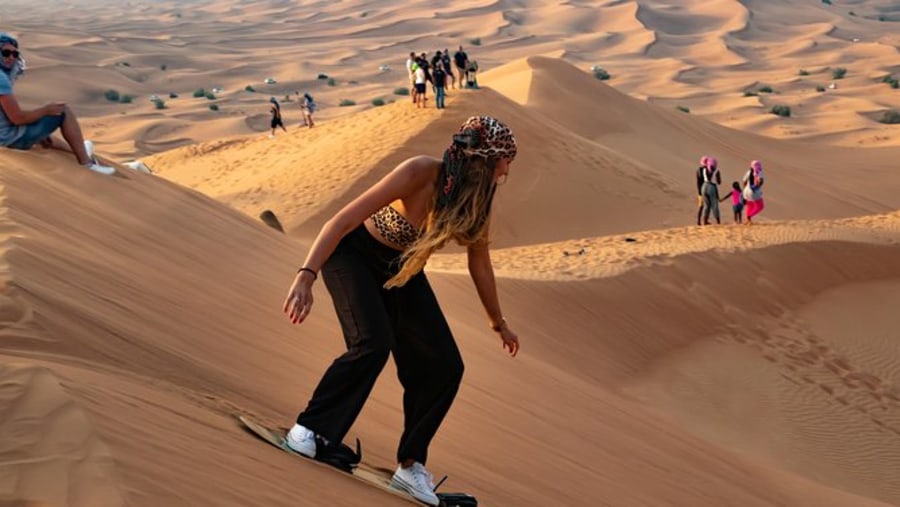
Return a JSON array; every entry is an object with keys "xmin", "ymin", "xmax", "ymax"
[
  {"xmin": 281, "ymin": 116, "xmax": 521, "ymax": 506},
  {"xmin": 0, "ymin": 33, "xmax": 114, "ymax": 175},
  {"xmin": 453, "ymin": 45, "xmax": 468, "ymax": 89},
  {"xmin": 269, "ymin": 97, "xmax": 287, "ymax": 138}
]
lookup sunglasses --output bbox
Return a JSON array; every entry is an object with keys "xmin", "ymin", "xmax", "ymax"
[{"xmin": 1, "ymin": 49, "xmax": 20, "ymax": 58}]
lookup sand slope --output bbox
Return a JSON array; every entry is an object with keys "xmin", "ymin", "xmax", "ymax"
[{"xmin": 2, "ymin": 145, "xmax": 900, "ymax": 506}]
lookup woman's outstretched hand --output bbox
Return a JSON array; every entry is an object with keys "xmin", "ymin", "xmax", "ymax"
[
  {"xmin": 499, "ymin": 326, "xmax": 519, "ymax": 357},
  {"xmin": 283, "ymin": 272, "xmax": 316, "ymax": 324}
]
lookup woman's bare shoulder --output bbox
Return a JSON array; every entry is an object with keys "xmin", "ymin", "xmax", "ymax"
[{"xmin": 392, "ymin": 155, "xmax": 442, "ymax": 179}]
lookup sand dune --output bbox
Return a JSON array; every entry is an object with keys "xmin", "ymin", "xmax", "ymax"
[
  {"xmin": 3, "ymin": 1, "xmax": 900, "ymax": 507},
  {"xmin": 4, "ymin": 0, "xmax": 900, "ymax": 161},
  {"xmin": 2, "ymin": 148, "xmax": 899, "ymax": 506}
]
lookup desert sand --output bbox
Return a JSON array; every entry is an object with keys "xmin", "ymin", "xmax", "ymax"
[{"xmin": 2, "ymin": 1, "xmax": 900, "ymax": 506}]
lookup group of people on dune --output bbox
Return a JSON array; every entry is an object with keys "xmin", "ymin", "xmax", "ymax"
[
  {"xmin": 696, "ymin": 155, "xmax": 766, "ymax": 226},
  {"xmin": 406, "ymin": 45, "xmax": 478, "ymax": 109}
]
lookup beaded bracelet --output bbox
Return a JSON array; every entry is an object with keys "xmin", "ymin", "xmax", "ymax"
[{"xmin": 297, "ymin": 267, "xmax": 318, "ymax": 280}]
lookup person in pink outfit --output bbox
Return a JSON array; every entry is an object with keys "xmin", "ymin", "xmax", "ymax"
[
  {"xmin": 719, "ymin": 181, "xmax": 745, "ymax": 223},
  {"xmin": 742, "ymin": 160, "xmax": 765, "ymax": 224}
]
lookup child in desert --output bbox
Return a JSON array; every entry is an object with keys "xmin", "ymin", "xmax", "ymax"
[{"xmin": 720, "ymin": 181, "xmax": 745, "ymax": 223}]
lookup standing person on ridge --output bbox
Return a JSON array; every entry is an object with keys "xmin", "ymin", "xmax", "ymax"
[
  {"xmin": 281, "ymin": 116, "xmax": 521, "ymax": 506},
  {"xmin": 700, "ymin": 156, "xmax": 722, "ymax": 225}
]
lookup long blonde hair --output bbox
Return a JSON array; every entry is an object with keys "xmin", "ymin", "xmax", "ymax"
[{"xmin": 384, "ymin": 155, "xmax": 496, "ymax": 288}]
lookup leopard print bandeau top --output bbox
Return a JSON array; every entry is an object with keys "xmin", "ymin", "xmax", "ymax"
[{"xmin": 371, "ymin": 205, "xmax": 420, "ymax": 249}]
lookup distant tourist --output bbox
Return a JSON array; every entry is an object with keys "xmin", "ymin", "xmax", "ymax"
[
  {"xmin": 0, "ymin": 33, "xmax": 115, "ymax": 175},
  {"xmin": 433, "ymin": 63, "xmax": 447, "ymax": 109},
  {"xmin": 742, "ymin": 160, "xmax": 765, "ymax": 225},
  {"xmin": 720, "ymin": 181, "xmax": 745, "ymax": 224},
  {"xmin": 453, "ymin": 45, "xmax": 468, "ymax": 89},
  {"xmin": 298, "ymin": 91, "xmax": 316, "ymax": 128},
  {"xmin": 269, "ymin": 97, "xmax": 287, "ymax": 138},
  {"xmin": 699, "ymin": 156, "xmax": 722, "ymax": 225}
]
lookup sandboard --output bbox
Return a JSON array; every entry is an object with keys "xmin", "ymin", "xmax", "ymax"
[{"xmin": 237, "ymin": 414, "xmax": 478, "ymax": 507}]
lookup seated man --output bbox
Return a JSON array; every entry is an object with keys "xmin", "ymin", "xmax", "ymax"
[{"xmin": 0, "ymin": 33, "xmax": 114, "ymax": 175}]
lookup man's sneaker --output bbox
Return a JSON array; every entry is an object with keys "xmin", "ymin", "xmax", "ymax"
[
  {"xmin": 85, "ymin": 162, "xmax": 116, "ymax": 175},
  {"xmin": 391, "ymin": 462, "xmax": 439, "ymax": 506},
  {"xmin": 82, "ymin": 140, "xmax": 116, "ymax": 175},
  {"xmin": 284, "ymin": 423, "xmax": 316, "ymax": 458}
]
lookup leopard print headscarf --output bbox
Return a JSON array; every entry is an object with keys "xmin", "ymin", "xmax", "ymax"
[{"xmin": 451, "ymin": 116, "xmax": 517, "ymax": 161}]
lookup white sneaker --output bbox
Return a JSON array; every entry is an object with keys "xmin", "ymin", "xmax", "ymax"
[
  {"xmin": 284, "ymin": 423, "xmax": 316, "ymax": 458},
  {"xmin": 391, "ymin": 462, "xmax": 439, "ymax": 506},
  {"xmin": 85, "ymin": 162, "xmax": 116, "ymax": 175},
  {"xmin": 84, "ymin": 140, "xmax": 95, "ymax": 159}
]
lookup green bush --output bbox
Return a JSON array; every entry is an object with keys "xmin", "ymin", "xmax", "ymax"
[
  {"xmin": 160, "ymin": 64, "xmax": 167, "ymax": 71},
  {"xmin": 394, "ymin": 87, "xmax": 410, "ymax": 96},
  {"xmin": 770, "ymin": 105, "xmax": 791, "ymax": 117},
  {"xmin": 832, "ymin": 67, "xmax": 847, "ymax": 79},
  {"xmin": 245, "ymin": 85, "xmax": 255, "ymax": 92},
  {"xmin": 890, "ymin": 79, "xmax": 899, "ymax": 89},
  {"xmin": 120, "ymin": 94, "xmax": 133, "ymax": 103},
  {"xmin": 339, "ymin": 99, "xmax": 356, "ymax": 107},
  {"xmin": 104, "ymin": 89, "xmax": 120, "ymax": 102},
  {"xmin": 209, "ymin": 104, "xmax": 219, "ymax": 111},
  {"xmin": 152, "ymin": 98, "xmax": 166, "ymax": 110},
  {"xmin": 816, "ymin": 85, "xmax": 826, "ymax": 92},
  {"xmin": 193, "ymin": 88, "xmax": 207, "ymax": 98},
  {"xmin": 327, "ymin": 78, "xmax": 337, "ymax": 86},
  {"xmin": 758, "ymin": 85, "xmax": 774, "ymax": 93},
  {"xmin": 471, "ymin": 38, "xmax": 482, "ymax": 46},
  {"xmin": 372, "ymin": 98, "xmax": 386, "ymax": 106},
  {"xmin": 878, "ymin": 15, "xmax": 886, "ymax": 22},
  {"xmin": 205, "ymin": 92, "xmax": 216, "ymax": 100},
  {"xmin": 799, "ymin": 69, "xmax": 810, "ymax": 76},
  {"xmin": 592, "ymin": 67, "xmax": 610, "ymax": 80},
  {"xmin": 676, "ymin": 105, "xmax": 690, "ymax": 113},
  {"xmin": 317, "ymin": 73, "xmax": 329, "ymax": 80},
  {"xmin": 821, "ymin": 0, "xmax": 832, "ymax": 5},
  {"xmin": 878, "ymin": 110, "xmax": 900, "ymax": 124},
  {"xmin": 743, "ymin": 90, "xmax": 758, "ymax": 97}
]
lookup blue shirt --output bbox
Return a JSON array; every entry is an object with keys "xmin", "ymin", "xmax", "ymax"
[{"xmin": 0, "ymin": 68, "xmax": 26, "ymax": 147}]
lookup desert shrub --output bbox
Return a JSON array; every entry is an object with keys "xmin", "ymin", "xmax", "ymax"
[
  {"xmin": 799, "ymin": 69, "xmax": 810, "ymax": 76},
  {"xmin": 327, "ymin": 78, "xmax": 337, "ymax": 86},
  {"xmin": 676, "ymin": 105, "xmax": 690, "ymax": 113},
  {"xmin": 821, "ymin": 0, "xmax": 831, "ymax": 5},
  {"xmin": 743, "ymin": 90, "xmax": 758, "ymax": 97},
  {"xmin": 394, "ymin": 87, "xmax": 410, "ymax": 96},
  {"xmin": 339, "ymin": 99, "xmax": 356, "ymax": 107},
  {"xmin": 878, "ymin": 110, "xmax": 900, "ymax": 124},
  {"xmin": 770, "ymin": 105, "xmax": 791, "ymax": 117},
  {"xmin": 120, "ymin": 94, "xmax": 133, "ymax": 103},
  {"xmin": 160, "ymin": 64, "xmax": 167, "ymax": 71},
  {"xmin": 832, "ymin": 67, "xmax": 847, "ymax": 79},
  {"xmin": 119, "ymin": 61, "xmax": 130, "ymax": 67},
  {"xmin": 152, "ymin": 98, "xmax": 166, "ymax": 109},
  {"xmin": 193, "ymin": 88, "xmax": 206, "ymax": 98},
  {"xmin": 878, "ymin": 15, "xmax": 886, "ymax": 22},
  {"xmin": 245, "ymin": 85, "xmax": 255, "ymax": 92},
  {"xmin": 890, "ymin": 79, "xmax": 899, "ymax": 89},
  {"xmin": 816, "ymin": 85, "xmax": 826, "ymax": 92},
  {"xmin": 209, "ymin": 104, "xmax": 219, "ymax": 111},
  {"xmin": 104, "ymin": 89, "xmax": 120, "ymax": 102},
  {"xmin": 471, "ymin": 38, "xmax": 482, "ymax": 46},
  {"xmin": 372, "ymin": 98, "xmax": 386, "ymax": 106},
  {"xmin": 317, "ymin": 73, "xmax": 329, "ymax": 79},
  {"xmin": 849, "ymin": 11, "xmax": 856, "ymax": 16},
  {"xmin": 592, "ymin": 67, "xmax": 610, "ymax": 80},
  {"xmin": 360, "ymin": 11, "xmax": 368, "ymax": 17},
  {"xmin": 205, "ymin": 92, "xmax": 216, "ymax": 100},
  {"xmin": 758, "ymin": 85, "xmax": 774, "ymax": 93}
]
